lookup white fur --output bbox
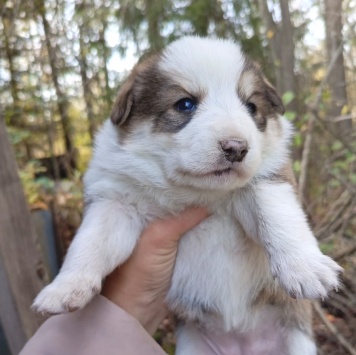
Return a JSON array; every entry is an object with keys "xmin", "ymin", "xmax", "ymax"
[
  {"xmin": 33, "ymin": 37, "xmax": 341, "ymax": 352},
  {"xmin": 33, "ymin": 199, "xmax": 144, "ymax": 313},
  {"xmin": 176, "ymin": 325, "xmax": 215, "ymax": 355},
  {"xmin": 233, "ymin": 182, "xmax": 341, "ymax": 300},
  {"xmin": 176, "ymin": 322, "xmax": 317, "ymax": 355},
  {"xmin": 287, "ymin": 329, "xmax": 318, "ymax": 355}
]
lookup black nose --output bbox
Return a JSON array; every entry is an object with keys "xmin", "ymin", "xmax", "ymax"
[{"xmin": 220, "ymin": 139, "xmax": 248, "ymax": 163}]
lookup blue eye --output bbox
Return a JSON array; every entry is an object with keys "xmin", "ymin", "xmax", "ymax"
[{"xmin": 174, "ymin": 98, "xmax": 197, "ymax": 112}]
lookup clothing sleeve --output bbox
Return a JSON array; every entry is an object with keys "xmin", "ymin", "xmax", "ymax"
[{"xmin": 20, "ymin": 295, "xmax": 166, "ymax": 355}]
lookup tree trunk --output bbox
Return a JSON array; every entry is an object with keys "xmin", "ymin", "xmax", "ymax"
[
  {"xmin": 35, "ymin": 0, "xmax": 76, "ymax": 173},
  {"xmin": 2, "ymin": 10, "xmax": 21, "ymax": 127},
  {"xmin": 99, "ymin": 22, "xmax": 111, "ymax": 102},
  {"xmin": 145, "ymin": 0, "xmax": 165, "ymax": 51},
  {"xmin": 0, "ymin": 116, "xmax": 48, "ymax": 354},
  {"xmin": 257, "ymin": 0, "xmax": 298, "ymax": 113},
  {"xmin": 256, "ymin": 0, "xmax": 282, "ymax": 93},
  {"xmin": 78, "ymin": 26, "xmax": 96, "ymax": 142},
  {"xmin": 279, "ymin": 0, "xmax": 298, "ymax": 113},
  {"xmin": 324, "ymin": 0, "xmax": 351, "ymax": 136}
]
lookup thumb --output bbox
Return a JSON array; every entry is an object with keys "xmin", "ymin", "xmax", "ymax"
[
  {"xmin": 144, "ymin": 207, "xmax": 210, "ymax": 247},
  {"xmin": 166, "ymin": 207, "xmax": 210, "ymax": 240}
]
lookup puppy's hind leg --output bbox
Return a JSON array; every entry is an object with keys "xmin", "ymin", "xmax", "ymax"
[
  {"xmin": 176, "ymin": 323, "xmax": 245, "ymax": 355},
  {"xmin": 32, "ymin": 200, "xmax": 143, "ymax": 315},
  {"xmin": 176, "ymin": 323, "xmax": 218, "ymax": 355},
  {"xmin": 287, "ymin": 328, "xmax": 317, "ymax": 355}
]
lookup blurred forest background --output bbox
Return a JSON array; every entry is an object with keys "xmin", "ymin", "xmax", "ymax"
[{"xmin": 0, "ymin": 0, "xmax": 355, "ymax": 354}]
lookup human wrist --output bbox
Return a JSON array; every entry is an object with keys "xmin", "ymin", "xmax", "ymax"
[
  {"xmin": 124, "ymin": 298, "xmax": 167, "ymax": 335},
  {"xmin": 102, "ymin": 286, "xmax": 167, "ymax": 335}
]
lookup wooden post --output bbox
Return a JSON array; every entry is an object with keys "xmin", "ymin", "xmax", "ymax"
[{"xmin": 0, "ymin": 116, "xmax": 49, "ymax": 354}]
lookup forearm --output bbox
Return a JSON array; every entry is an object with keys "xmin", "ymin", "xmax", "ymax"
[
  {"xmin": 21, "ymin": 296, "xmax": 166, "ymax": 355},
  {"xmin": 102, "ymin": 275, "xmax": 168, "ymax": 335},
  {"xmin": 234, "ymin": 180, "xmax": 341, "ymax": 299},
  {"xmin": 234, "ymin": 180, "xmax": 312, "ymax": 247}
]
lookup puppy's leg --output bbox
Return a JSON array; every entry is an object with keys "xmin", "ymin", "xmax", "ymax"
[
  {"xmin": 32, "ymin": 200, "xmax": 143, "ymax": 314},
  {"xmin": 234, "ymin": 181, "xmax": 342, "ymax": 299},
  {"xmin": 286, "ymin": 328, "xmax": 317, "ymax": 355},
  {"xmin": 176, "ymin": 323, "xmax": 224, "ymax": 355}
]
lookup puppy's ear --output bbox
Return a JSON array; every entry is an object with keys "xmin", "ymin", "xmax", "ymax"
[
  {"xmin": 110, "ymin": 75, "xmax": 135, "ymax": 126},
  {"xmin": 239, "ymin": 60, "xmax": 285, "ymax": 117},
  {"xmin": 264, "ymin": 80, "xmax": 285, "ymax": 116}
]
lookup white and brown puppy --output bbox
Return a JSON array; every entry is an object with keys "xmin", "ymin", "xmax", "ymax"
[{"xmin": 33, "ymin": 37, "xmax": 342, "ymax": 354}]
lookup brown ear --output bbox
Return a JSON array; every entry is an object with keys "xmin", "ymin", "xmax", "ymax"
[
  {"xmin": 264, "ymin": 81, "xmax": 285, "ymax": 116},
  {"xmin": 110, "ymin": 75, "xmax": 135, "ymax": 126},
  {"xmin": 239, "ymin": 59, "xmax": 285, "ymax": 117},
  {"xmin": 110, "ymin": 53, "xmax": 160, "ymax": 126}
]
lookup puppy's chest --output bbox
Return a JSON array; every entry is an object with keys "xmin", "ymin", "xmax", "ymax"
[
  {"xmin": 167, "ymin": 211, "xmax": 270, "ymax": 329},
  {"xmin": 175, "ymin": 212, "xmax": 261, "ymax": 277},
  {"xmin": 180, "ymin": 212, "xmax": 246, "ymax": 255}
]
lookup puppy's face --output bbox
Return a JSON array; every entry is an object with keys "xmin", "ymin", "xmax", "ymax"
[{"xmin": 111, "ymin": 37, "xmax": 286, "ymax": 191}]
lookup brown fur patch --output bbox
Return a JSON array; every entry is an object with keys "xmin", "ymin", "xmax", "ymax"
[
  {"xmin": 110, "ymin": 55, "xmax": 158, "ymax": 126},
  {"xmin": 238, "ymin": 60, "xmax": 285, "ymax": 131},
  {"xmin": 110, "ymin": 53, "xmax": 204, "ymax": 135},
  {"xmin": 267, "ymin": 161, "xmax": 297, "ymax": 190}
]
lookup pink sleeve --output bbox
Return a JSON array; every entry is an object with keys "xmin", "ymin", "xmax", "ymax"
[{"xmin": 20, "ymin": 295, "xmax": 166, "ymax": 355}]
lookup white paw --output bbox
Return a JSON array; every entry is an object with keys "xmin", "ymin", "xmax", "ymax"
[
  {"xmin": 271, "ymin": 249, "xmax": 343, "ymax": 300},
  {"xmin": 32, "ymin": 274, "xmax": 101, "ymax": 315}
]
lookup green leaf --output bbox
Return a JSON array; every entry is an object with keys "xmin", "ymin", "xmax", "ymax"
[
  {"xmin": 282, "ymin": 91, "xmax": 295, "ymax": 106},
  {"xmin": 294, "ymin": 132, "xmax": 302, "ymax": 147},
  {"xmin": 293, "ymin": 160, "xmax": 301, "ymax": 174},
  {"xmin": 285, "ymin": 111, "xmax": 296, "ymax": 121},
  {"xmin": 320, "ymin": 242, "xmax": 334, "ymax": 254},
  {"xmin": 331, "ymin": 141, "xmax": 342, "ymax": 151}
]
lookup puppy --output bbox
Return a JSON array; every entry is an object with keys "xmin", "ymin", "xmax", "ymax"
[{"xmin": 33, "ymin": 37, "xmax": 342, "ymax": 354}]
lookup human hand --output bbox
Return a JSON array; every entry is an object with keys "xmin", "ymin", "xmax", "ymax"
[{"xmin": 101, "ymin": 208, "xmax": 209, "ymax": 334}]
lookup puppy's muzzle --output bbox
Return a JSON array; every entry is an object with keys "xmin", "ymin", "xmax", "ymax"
[{"xmin": 220, "ymin": 139, "xmax": 248, "ymax": 163}]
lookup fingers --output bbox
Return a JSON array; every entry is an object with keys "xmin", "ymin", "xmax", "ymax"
[
  {"xmin": 166, "ymin": 207, "xmax": 209, "ymax": 237},
  {"xmin": 143, "ymin": 207, "xmax": 209, "ymax": 245}
]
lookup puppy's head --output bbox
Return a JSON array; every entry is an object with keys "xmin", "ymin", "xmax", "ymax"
[{"xmin": 110, "ymin": 37, "xmax": 290, "ymax": 191}]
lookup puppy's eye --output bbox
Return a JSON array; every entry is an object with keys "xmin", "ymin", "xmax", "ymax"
[
  {"xmin": 246, "ymin": 102, "xmax": 257, "ymax": 115},
  {"xmin": 174, "ymin": 98, "xmax": 197, "ymax": 112}
]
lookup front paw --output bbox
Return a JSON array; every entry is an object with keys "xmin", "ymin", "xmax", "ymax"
[
  {"xmin": 271, "ymin": 250, "xmax": 343, "ymax": 299},
  {"xmin": 32, "ymin": 274, "xmax": 101, "ymax": 315}
]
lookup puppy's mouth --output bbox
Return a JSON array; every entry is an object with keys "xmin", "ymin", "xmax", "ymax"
[
  {"xmin": 213, "ymin": 168, "xmax": 232, "ymax": 176},
  {"xmin": 178, "ymin": 166, "xmax": 239, "ymax": 179}
]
